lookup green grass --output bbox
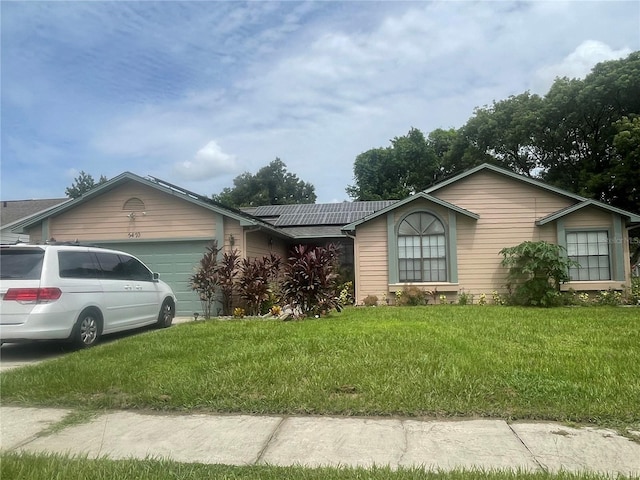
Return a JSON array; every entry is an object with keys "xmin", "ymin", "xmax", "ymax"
[
  {"xmin": 0, "ymin": 452, "xmax": 623, "ymax": 480},
  {"xmin": 2, "ymin": 307, "xmax": 639, "ymax": 429}
]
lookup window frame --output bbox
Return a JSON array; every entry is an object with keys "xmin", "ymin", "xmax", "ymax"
[
  {"xmin": 565, "ymin": 229, "xmax": 612, "ymax": 281},
  {"xmin": 396, "ymin": 211, "xmax": 449, "ymax": 283}
]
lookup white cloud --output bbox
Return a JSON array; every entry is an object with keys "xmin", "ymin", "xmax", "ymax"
[
  {"xmin": 534, "ymin": 40, "xmax": 633, "ymax": 92},
  {"xmin": 173, "ymin": 141, "xmax": 238, "ymax": 181}
]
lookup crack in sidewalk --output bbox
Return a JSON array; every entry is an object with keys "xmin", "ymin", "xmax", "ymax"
[{"xmin": 508, "ymin": 423, "xmax": 547, "ymax": 473}]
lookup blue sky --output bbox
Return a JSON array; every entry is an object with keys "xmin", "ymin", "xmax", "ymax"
[{"xmin": 2, "ymin": 1, "xmax": 638, "ymax": 203}]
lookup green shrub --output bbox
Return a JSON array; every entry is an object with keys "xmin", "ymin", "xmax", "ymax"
[
  {"xmin": 457, "ymin": 291, "xmax": 473, "ymax": 305},
  {"xmin": 362, "ymin": 295, "xmax": 378, "ymax": 307},
  {"xmin": 595, "ymin": 288, "xmax": 623, "ymax": 306},
  {"xmin": 629, "ymin": 276, "xmax": 640, "ymax": 305},
  {"xmin": 338, "ymin": 281, "xmax": 354, "ymax": 307},
  {"xmin": 477, "ymin": 293, "xmax": 487, "ymax": 306},
  {"xmin": 500, "ymin": 241, "xmax": 578, "ymax": 307},
  {"xmin": 397, "ymin": 286, "xmax": 427, "ymax": 306}
]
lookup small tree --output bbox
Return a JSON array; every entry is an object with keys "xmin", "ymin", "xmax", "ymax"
[
  {"xmin": 216, "ymin": 250, "xmax": 240, "ymax": 316},
  {"xmin": 65, "ymin": 171, "xmax": 108, "ymax": 198},
  {"xmin": 281, "ymin": 244, "xmax": 342, "ymax": 316},
  {"xmin": 190, "ymin": 242, "xmax": 221, "ymax": 318},
  {"xmin": 500, "ymin": 241, "xmax": 577, "ymax": 307}
]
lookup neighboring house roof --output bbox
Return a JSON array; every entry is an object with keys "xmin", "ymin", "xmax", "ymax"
[
  {"xmin": 1, "ymin": 198, "xmax": 70, "ymax": 243},
  {"xmin": 341, "ymin": 192, "xmax": 480, "ymax": 233},
  {"xmin": 1, "ymin": 198, "xmax": 69, "ymax": 226},
  {"xmin": 13, "ymin": 172, "xmax": 292, "ymax": 239}
]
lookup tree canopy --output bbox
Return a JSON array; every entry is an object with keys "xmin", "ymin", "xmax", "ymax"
[
  {"xmin": 65, "ymin": 171, "xmax": 108, "ymax": 199},
  {"xmin": 347, "ymin": 51, "xmax": 640, "ymax": 219},
  {"xmin": 213, "ymin": 158, "xmax": 316, "ymax": 208}
]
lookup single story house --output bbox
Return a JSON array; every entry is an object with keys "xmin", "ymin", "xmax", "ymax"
[{"xmin": 9, "ymin": 164, "xmax": 640, "ymax": 313}]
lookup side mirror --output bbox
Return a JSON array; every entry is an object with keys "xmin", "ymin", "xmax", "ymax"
[{"xmin": 153, "ymin": 272, "xmax": 160, "ymax": 282}]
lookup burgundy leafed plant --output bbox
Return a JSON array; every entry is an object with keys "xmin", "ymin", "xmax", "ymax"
[{"xmin": 281, "ymin": 243, "xmax": 341, "ymax": 317}]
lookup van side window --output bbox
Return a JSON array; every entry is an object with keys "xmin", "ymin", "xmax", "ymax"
[
  {"xmin": 120, "ymin": 256, "xmax": 153, "ymax": 282},
  {"xmin": 58, "ymin": 251, "xmax": 101, "ymax": 278},
  {"xmin": 95, "ymin": 252, "xmax": 126, "ymax": 280}
]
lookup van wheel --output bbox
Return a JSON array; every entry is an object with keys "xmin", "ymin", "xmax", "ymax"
[
  {"xmin": 157, "ymin": 299, "xmax": 174, "ymax": 328},
  {"xmin": 73, "ymin": 309, "xmax": 102, "ymax": 348}
]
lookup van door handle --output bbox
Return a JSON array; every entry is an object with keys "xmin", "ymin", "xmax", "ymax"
[
  {"xmin": 124, "ymin": 285, "xmax": 133, "ymax": 290},
  {"xmin": 135, "ymin": 285, "xmax": 143, "ymax": 290}
]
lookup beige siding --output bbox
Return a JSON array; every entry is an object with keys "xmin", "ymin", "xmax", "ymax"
[
  {"xmin": 433, "ymin": 171, "xmax": 574, "ymax": 298},
  {"xmin": 563, "ymin": 207, "xmax": 612, "ymax": 228},
  {"xmin": 354, "ymin": 215, "xmax": 388, "ymax": 304},
  {"xmin": 223, "ymin": 218, "xmax": 244, "ymax": 254},
  {"xmin": 245, "ymin": 230, "xmax": 288, "ymax": 260},
  {"xmin": 46, "ymin": 181, "xmax": 217, "ymax": 242}
]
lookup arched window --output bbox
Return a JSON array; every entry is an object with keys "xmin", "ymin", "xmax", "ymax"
[
  {"xmin": 398, "ymin": 212, "xmax": 446, "ymax": 282},
  {"xmin": 123, "ymin": 197, "xmax": 145, "ymax": 212}
]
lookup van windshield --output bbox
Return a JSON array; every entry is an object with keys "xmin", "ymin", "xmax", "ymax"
[{"xmin": 0, "ymin": 248, "xmax": 45, "ymax": 280}]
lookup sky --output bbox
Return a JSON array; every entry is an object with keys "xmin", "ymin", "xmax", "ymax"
[{"xmin": 1, "ymin": 1, "xmax": 639, "ymax": 204}]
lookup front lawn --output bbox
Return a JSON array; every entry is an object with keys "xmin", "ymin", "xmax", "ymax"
[
  {"xmin": 1, "ymin": 307, "xmax": 638, "ymax": 429},
  {"xmin": 0, "ymin": 452, "xmax": 617, "ymax": 480}
]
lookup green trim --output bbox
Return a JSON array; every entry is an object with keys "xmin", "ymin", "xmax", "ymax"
[
  {"xmin": 387, "ymin": 213, "xmax": 398, "ymax": 284},
  {"xmin": 556, "ymin": 219, "xmax": 566, "ymax": 251},
  {"xmin": 448, "ymin": 211, "xmax": 458, "ymax": 283},
  {"xmin": 389, "ymin": 208, "xmax": 458, "ymax": 284},
  {"xmin": 425, "ymin": 163, "xmax": 590, "ymax": 203},
  {"xmin": 537, "ymin": 200, "xmax": 640, "ymax": 225},
  {"xmin": 41, "ymin": 219, "xmax": 49, "ymax": 241},
  {"xmin": 215, "ymin": 213, "xmax": 225, "ymax": 261},
  {"xmin": 85, "ymin": 237, "xmax": 215, "ymax": 245},
  {"xmin": 565, "ymin": 226, "xmax": 615, "ymax": 282},
  {"xmin": 342, "ymin": 191, "xmax": 479, "ymax": 232},
  {"xmin": 612, "ymin": 214, "xmax": 625, "ymax": 282}
]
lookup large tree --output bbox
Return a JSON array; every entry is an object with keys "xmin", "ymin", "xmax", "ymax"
[
  {"xmin": 539, "ymin": 52, "xmax": 640, "ymax": 212},
  {"xmin": 347, "ymin": 127, "xmax": 441, "ymax": 201},
  {"xmin": 460, "ymin": 92, "xmax": 546, "ymax": 177},
  {"xmin": 65, "ymin": 171, "xmax": 108, "ymax": 199},
  {"xmin": 213, "ymin": 158, "xmax": 316, "ymax": 207},
  {"xmin": 349, "ymin": 52, "xmax": 639, "ymax": 211}
]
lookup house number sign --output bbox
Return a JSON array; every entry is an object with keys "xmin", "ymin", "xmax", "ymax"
[{"xmin": 128, "ymin": 232, "xmax": 141, "ymax": 238}]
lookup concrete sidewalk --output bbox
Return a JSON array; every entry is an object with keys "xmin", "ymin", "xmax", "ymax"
[{"xmin": 1, "ymin": 406, "xmax": 639, "ymax": 476}]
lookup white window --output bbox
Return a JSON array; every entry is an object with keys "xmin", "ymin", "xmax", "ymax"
[{"xmin": 566, "ymin": 231, "xmax": 610, "ymax": 281}]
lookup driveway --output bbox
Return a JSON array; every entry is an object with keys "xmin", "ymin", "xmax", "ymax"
[
  {"xmin": 0, "ymin": 341, "xmax": 71, "ymax": 372},
  {"xmin": 0, "ymin": 318, "xmax": 192, "ymax": 373}
]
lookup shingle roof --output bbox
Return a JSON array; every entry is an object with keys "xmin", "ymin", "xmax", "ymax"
[{"xmin": 1, "ymin": 198, "xmax": 69, "ymax": 226}]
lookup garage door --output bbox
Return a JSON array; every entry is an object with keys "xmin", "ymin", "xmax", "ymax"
[{"xmin": 98, "ymin": 241, "xmax": 213, "ymax": 317}]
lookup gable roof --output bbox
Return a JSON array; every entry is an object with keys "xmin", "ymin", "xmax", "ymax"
[
  {"xmin": 424, "ymin": 163, "xmax": 591, "ymax": 201},
  {"xmin": 425, "ymin": 163, "xmax": 640, "ymax": 224},
  {"xmin": 536, "ymin": 200, "xmax": 640, "ymax": 225},
  {"xmin": 14, "ymin": 172, "xmax": 292, "ymax": 238},
  {"xmin": 341, "ymin": 192, "xmax": 479, "ymax": 232}
]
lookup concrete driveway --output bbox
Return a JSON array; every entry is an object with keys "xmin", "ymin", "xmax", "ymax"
[
  {"xmin": 0, "ymin": 318, "xmax": 192, "ymax": 373},
  {"xmin": 0, "ymin": 341, "xmax": 71, "ymax": 372}
]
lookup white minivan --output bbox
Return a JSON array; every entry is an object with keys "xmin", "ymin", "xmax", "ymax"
[{"xmin": 0, "ymin": 244, "xmax": 177, "ymax": 348}]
